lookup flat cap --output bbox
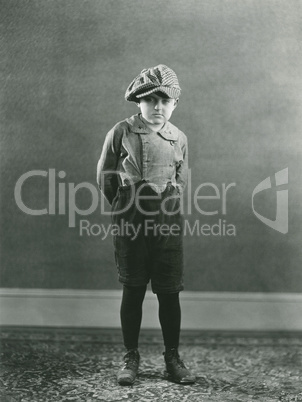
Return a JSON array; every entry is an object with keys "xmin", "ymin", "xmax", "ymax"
[{"xmin": 125, "ymin": 64, "xmax": 181, "ymax": 102}]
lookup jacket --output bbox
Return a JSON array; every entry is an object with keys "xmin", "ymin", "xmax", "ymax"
[{"xmin": 97, "ymin": 114, "xmax": 188, "ymax": 204}]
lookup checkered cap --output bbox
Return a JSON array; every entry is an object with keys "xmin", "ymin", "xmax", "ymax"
[{"xmin": 125, "ymin": 64, "xmax": 181, "ymax": 102}]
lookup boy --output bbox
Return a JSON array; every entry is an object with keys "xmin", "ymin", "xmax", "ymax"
[{"xmin": 97, "ymin": 64, "xmax": 195, "ymax": 385}]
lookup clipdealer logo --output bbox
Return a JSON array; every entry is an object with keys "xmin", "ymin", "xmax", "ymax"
[
  {"xmin": 13, "ymin": 167, "xmax": 289, "ymax": 236},
  {"xmin": 252, "ymin": 168, "xmax": 288, "ymax": 234}
]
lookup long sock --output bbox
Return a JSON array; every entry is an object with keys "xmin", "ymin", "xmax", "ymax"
[
  {"xmin": 120, "ymin": 284, "xmax": 147, "ymax": 350},
  {"xmin": 157, "ymin": 292, "xmax": 181, "ymax": 350}
]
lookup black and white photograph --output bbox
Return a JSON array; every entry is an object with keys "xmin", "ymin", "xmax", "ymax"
[{"xmin": 1, "ymin": 1, "xmax": 302, "ymax": 401}]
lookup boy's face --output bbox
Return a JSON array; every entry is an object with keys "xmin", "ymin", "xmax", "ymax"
[{"xmin": 137, "ymin": 92, "xmax": 178, "ymax": 128}]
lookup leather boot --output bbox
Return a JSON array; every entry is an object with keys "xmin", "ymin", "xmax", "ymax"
[
  {"xmin": 164, "ymin": 348, "xmax": 196, "ymax": 384},
  {"xmin": 117, "ymin": 349, "xmax": 140, "ymax": 385}
]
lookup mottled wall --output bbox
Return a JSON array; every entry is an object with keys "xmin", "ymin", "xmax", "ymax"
[{"xmin": 1, "ymin": 0, "xmax": 302, "ymax": 291}]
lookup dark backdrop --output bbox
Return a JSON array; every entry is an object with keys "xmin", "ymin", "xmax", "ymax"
[{"xmin": 1, "ymin": 0, "xmax": 302, "ymax": 291}]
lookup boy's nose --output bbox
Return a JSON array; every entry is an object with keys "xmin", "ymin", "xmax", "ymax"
[{"xmin": 154, "ymin": 102, "xmax": 162, "ymax": 109}]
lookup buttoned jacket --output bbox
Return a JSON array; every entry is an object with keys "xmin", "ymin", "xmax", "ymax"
[{"xmin": 97, "ymin": 114, "xmax": 188, "ymax": 204}]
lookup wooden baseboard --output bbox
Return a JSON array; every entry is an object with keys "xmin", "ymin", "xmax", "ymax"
[{"xmin": 1, "ymin": 288, "xmax": 302, "ymax": 331}]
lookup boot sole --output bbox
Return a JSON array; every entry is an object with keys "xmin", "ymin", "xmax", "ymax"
[
  {"xmin": 118, "ymin": 379, "xmax": 135, "ymax": 386},
  {"xmin": 164, "ymin": 370, "xmax": 196, "ymax": 385},
  {"xmin": 117, "ymin": 372, "xmax": 137, "ymax": 386}
]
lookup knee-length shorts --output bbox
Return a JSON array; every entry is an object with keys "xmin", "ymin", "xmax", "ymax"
[{"xmin": 111, "ymin": 181, "xmax": 184, "ymax": 294}]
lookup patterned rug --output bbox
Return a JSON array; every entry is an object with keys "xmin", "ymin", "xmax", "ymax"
[{"xmin": 0, "ymin": 328, "xmax": 302, "ymax": 402}]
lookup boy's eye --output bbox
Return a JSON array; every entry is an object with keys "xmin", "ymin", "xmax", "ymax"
[{"xmin": 142, "ymin": 96, "xmax": 173, "ymax": 105}]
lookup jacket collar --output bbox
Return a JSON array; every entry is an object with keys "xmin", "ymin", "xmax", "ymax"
[{"xmin": 127, "ymin": 114, "xmax": 178, "ymax": 141}]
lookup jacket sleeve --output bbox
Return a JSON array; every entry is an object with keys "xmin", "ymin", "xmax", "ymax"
[
  {"xmin": 175, "ymin": 133, "xmax": 188, "ymax": 193},
  {"xmin": 96, "ymin": 126, "xmax": 122, "ymax": 205}
]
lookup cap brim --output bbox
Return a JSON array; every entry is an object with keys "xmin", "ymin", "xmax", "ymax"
[{"xmin": 135, "ymin": 86, "xmax": 180, "ymax": 100}]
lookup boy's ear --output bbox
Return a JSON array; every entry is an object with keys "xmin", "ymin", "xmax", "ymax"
[
  {"xmin": 136, "ymin": 102, "xmax": 140, "ymax": 107},
  {"xmin": 173, "ymin": 98, "xmax": 179, "ymax": 108}
]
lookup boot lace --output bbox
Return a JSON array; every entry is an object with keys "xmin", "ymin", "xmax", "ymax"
[
  {"xmin": 167, "ymin": 348, "xmax": 186, "ymax": 369},
  {"xmin": 124, "ymin": 350, "xmax": 139, "ymax": 370}
]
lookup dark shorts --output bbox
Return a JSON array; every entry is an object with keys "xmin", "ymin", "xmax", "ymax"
[{"xmin": 111, "ymin": 181, "xmax": 184, "ymax": 294}]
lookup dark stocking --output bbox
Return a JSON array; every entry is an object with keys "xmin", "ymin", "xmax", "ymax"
[
  {"xmin": 120, "ymin": 284, "xmax": 147, "ymax": 350},
  {"xmin": 157, "ymin": 292, "xmax": 181, "ymax": 350}
]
